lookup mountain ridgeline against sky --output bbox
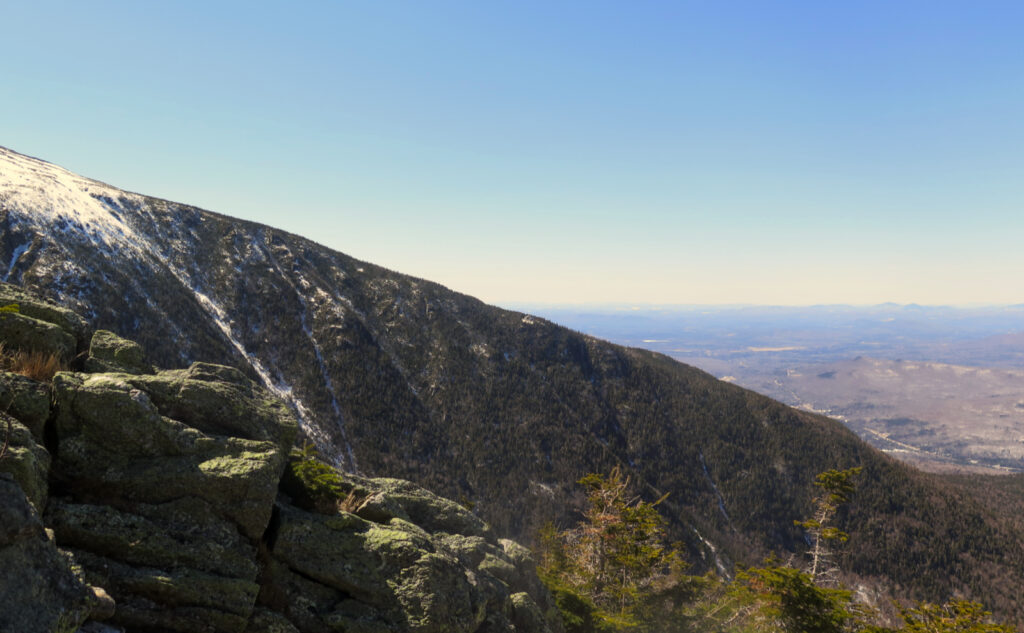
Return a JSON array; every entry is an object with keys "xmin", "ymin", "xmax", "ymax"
[{"xmin": 4, "ymin": 146, "xmax": 1024, "ymax": 620}]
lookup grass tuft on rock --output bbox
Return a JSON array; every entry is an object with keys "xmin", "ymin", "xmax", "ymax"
[
  {"xmin": 281, "ymin": 443, "xmax": 363, "ymax": 514},
  {"xmin": 0, "ymin": 342, "xmax": 66, "ymax": 382}
]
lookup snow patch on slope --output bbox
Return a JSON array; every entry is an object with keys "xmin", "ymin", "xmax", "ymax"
[
  {"xmin": 0, "ymin": 147, "xmax": 143, "ymax": 250},
  {"xmin": 693, "ymin": 528, "xmax": 730, "ymax": 577},
  {"xmin": 3, "ymin": 242, "xmax": 30, "ymax": 283},
  {"xmin": 145, "ymin": 239, "xmax": 322, "ymax": 445}
]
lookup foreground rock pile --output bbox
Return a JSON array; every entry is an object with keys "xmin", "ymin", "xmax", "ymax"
[{"xmin": 0, "ymin": 282, "xmax": 560, "ymax": 633}]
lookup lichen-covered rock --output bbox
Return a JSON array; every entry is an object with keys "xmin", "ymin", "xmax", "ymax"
[
  {"xmin": 47, "ymin": 498, "xmax": 259, "ymax": 579},
  {"xmin": 269, "ymin": 503, "xmax": 487, "ymax": 632},
  {"xmin": 258, "ymin": 557, "xmax": 351, "ymax": 633},
  {"xmin": 354, "ymin": 489, "xmax": 410, "ymax": 524},
  {"xmin": 499, "ymin": 538, "xmax": 555, "ymax": 606},
  {"xmin": 0, "ymin": 473, "xmax": 95, "ymax": 632},
  {"xmin": 0, "ymin": 309, "xmax": 77, "ymax": 360},
  {"xmin": 52, "ymin": 370, "xmax": 289, "ymax": 539},
  {"xmin": 356, "ymin": 476, "xmax": 492, "ymax": 539},
  {"xmin": 85, "ymin": 329, "xmax": 153, "ymax": 374},
  {"xmin": 0, "ymin": 281, "xmax": 90, "ymax": 347},
  {"xmin": 263, "ymin": 457, "xmax": 563, "ymax": 633},
  {"xmin": 244, "ymin": 608, "xmax": 301, "ymax": 633},
  {"xmin": 128, "ymin": 362, "xmax": 297, "ymax": 451},
  {"xmin": 0, "ymin": 286, "xmax": 560, "ymax": 633},
  {"xmin": 71, "ymin": 548, "xmax": 258, "ymax": 633},
  {"xmin": 0, "ymin": 370, "xmax": 51, "ymax": 439},
  {"xmin": 0, "ymin": 414, "xmax": 51, "ymax": 510},
  {"xmin": 273, "ymin": 504, "xmax": 434, "ymax": 603},
  {"xmin": 510, "ymin": 592, "xmax": 551, "ymax": 633},
  {"xmin": 48, "ymin": 361, "xmax": 297, "ymax": 632}
]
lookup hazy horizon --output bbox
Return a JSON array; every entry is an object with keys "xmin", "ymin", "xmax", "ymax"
[
  {"xmin": 506, "ymin": 301, "xmax": 1024, "ymax": 310},
  {"xmin": 6, "ymin": 2, "xmax": 1023, "ymax": 307}
]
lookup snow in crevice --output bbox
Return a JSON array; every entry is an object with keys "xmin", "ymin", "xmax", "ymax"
[
  {"xmin": 3, "ymin": 242, "xmax": 30, "ymax": 283},
  {"xmin": 262, "ymin": 238, "xmax": 358, "ymax": 472},
  {"xmin": 693, "ymin": 527, "xmax": 730, "ymax": 577},
  {"xmin": 144, "ymin": 240, "xmax": 319, "ymax": 445},
  {"xmin": 700, "ymin": 452, "xmax": 733, "ymax": 528}
]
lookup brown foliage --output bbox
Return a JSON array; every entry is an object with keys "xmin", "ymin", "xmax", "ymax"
[{"xmin": 0, "ymin": 343, "xmax": 67, "ymax": 382}]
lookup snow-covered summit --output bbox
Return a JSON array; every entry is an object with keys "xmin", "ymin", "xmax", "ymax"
[{"xmin": 0, "ymin": 146, "xmax": 141, "ymax": 248}]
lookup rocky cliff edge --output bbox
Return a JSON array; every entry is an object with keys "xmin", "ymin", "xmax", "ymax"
[{"xmin": 0, "ymin": 282, "xmax": 562, "ymax": 633}]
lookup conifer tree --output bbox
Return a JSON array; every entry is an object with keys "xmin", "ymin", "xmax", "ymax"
[
  {"xmin": 796, "ymin": 467, "xmax": 862, "ymax": 584},
  {"xmin": 538, "ymin": 466, "xmax": 689, "ymax": 631},
  {"xmin": 894, "ymin": 600, "xmax": 1015, "ymax": 633}
]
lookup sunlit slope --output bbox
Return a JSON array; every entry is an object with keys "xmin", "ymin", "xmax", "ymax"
[{"xmin": 3, "ymin": 145, "xmax": 1024, "ymax": 621}]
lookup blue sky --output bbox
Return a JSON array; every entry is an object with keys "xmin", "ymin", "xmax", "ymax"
[{"xmin": 4, "ymin": 1, "xmax": 1023, "ymax": 306}]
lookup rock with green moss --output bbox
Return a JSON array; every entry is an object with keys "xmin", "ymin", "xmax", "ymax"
[
  {"xmin": 47, "ymin": 361, "xmax": 297, "ymax": 632},
  {"xmin": 51, "ymin": 370, "xmax": 291, "ymax": 539},
  {"xmin": 0, "ymin": 310, "xmax": 77, "ymax": 360},
  {"xmin": 510, "ymin": 592, "xmax": 551, "ymax": 633},
  {"xmin": 84, "ymin": 329, "xmax": 153, "ymax": 374},
  {"xmin": 267, "ymin": 498, "xmax": 560, "ymax": 633},
  {"xmin": 244, "ymin": 609, "xmax": 302, "ymax": 633},
  {"xmin": 269, "ymin": 503, "xmax": 487, "ymax": 632},
  {"xmin": 267, "ymin": 451, "xmax": 561, "ymax": 633},
  {"xmin": 273, "ymin": 504, "xmax": 433, "ymax": 603},
  {"xmin": 127, "ymin": 362, "xmax": 297, "ymax": 450},
  {"xmin": 498, "ymin": 538, "xmax": 555, "ymax": 606},
  {"xmin": 0, "ymin": 474, "xmax": 96, "ymax": 633},
  {"xmin": 0, "ymin": 370, "xmax": 51, "ymax": 439},
  {"xmin": 71, "ymin": 549, "xmax": 258, "ymax": 633},
  {"xmin": 0, "ymin": 286, "xmax": 560, "ymax": 633},
  {"xmin": 354, "ymin": 476, "xmax": 492, "ymax": 539},
  {"xmin": 46, "ymin": 498, "xmax": 259, "ymax": 579},
  {"xmin": 0, "ymin": 281, "xmax": 90, "ymax": 347},
  {"xmin": 0, "ymin": 414, "xmax": 51, "ymax": 511}
]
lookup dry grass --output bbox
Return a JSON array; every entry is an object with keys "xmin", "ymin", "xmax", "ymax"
[
  {"xmin": 338, "ymin": 489, "xmax": 365, "ymax": 513},
  {"xmin": 0, "ymin": 343, "xmax": 67, "ymax": 382}
]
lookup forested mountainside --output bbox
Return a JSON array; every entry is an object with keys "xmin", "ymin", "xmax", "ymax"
[
  {"xmin": 4, "ymin": 145, "xmax": 1024, "ymax": 622},
  {"xmin": 0, "ymin": 285, "xmax": 562, "ymax": 632}
]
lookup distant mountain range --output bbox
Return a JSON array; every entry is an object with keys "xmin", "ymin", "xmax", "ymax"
[
  {"xmin": 526, "ymin": 305, "xmax": 1024, "ymax": 472},
  {"xmin": 4, "ymin": 145, "xmax": 1024, "ymax": 621}
]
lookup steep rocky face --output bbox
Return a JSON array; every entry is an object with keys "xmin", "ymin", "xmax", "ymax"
[
  {"xmin": 0, "ymin": 473, "xmax": 98, "ymax": 632},
  {"xmin": 7, "ymin": 147, "xmax": 1024, "ymax": 622},
  {"xmin": 0, "ymin": 285, "xmax": 561, "ymax": 633}
]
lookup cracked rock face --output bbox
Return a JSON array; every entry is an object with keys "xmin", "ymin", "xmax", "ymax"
[
  {"xmin": 263, "ymin": 487, "xmax": 560, "ymax": 633},
  {"xmin": 0, "ymin": 283, "xmax": 562, "ymax": 633},
  {"xmin": 47, "ymin": 364, "xmax": 297, "ymax": 632},
  {"xmin": 0, "ymin": 473, "xmax": 96, "ymax": 632}
]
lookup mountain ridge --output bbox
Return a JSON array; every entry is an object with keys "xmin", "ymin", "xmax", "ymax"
[{"xmin": 4, "ymin": 145, "xmax": 1024, "ymax": 622}]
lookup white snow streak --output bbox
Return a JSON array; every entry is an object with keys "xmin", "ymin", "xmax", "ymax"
[
  {"xmin": 692, "ymin": 528, "xmax": 730, "ymax": 577},
  {"xmin": 264, "ymin": 240, "xmax": 358, "ymax": 471},
  {"xmin": 147, "ymin": 244, "xmax": 319, "ymax": 439},
  {"xmin": 700, "ymin": 452, "xmax": 733, "ymax": 526},
  {"xmin": 3, "ymin": 242, "xmax": 29, "ymax": 282}
]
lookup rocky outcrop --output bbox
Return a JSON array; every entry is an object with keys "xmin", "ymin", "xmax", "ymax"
[
  {"xmin": 48, "ymin": 363, "xmax": 294, "ymax": 632},
  {"xmin": 265, "ymin": 472, "xmax": 560, "ymax": 633},
  {"xmin": 0, "ymin": 473, "xmax": 96, "ymax": 632},
  {"xmin": 0, "ymin": 283, "xmax": 561, "ymax": 633},
  {"xmin": 83, "ymin": 330, "xmax": 152, "ymax": 375}
]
